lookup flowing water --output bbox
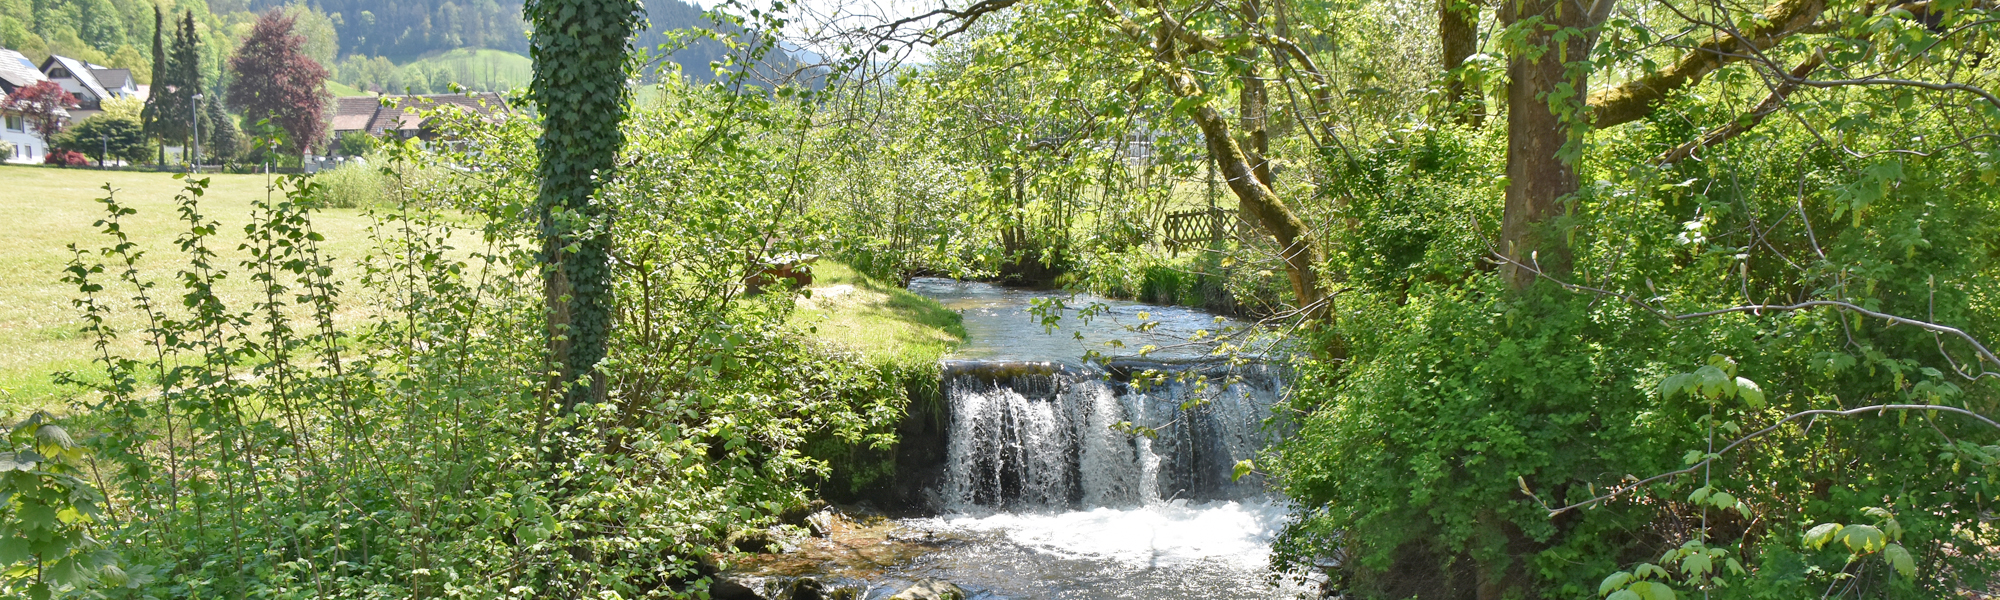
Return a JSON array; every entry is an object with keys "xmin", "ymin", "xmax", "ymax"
[{"xmin": 867, "ymin": 279, "xmax": 1311, "ymax": 599}]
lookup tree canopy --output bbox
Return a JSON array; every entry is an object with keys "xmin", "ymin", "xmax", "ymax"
[{"xmin": 226, "ymin": 9, "xmax": 329, "ymax": 154}]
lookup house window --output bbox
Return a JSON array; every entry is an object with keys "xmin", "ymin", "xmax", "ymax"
[{"xmin": 4, "ymin": 114, "xmax": 21, "ymax": 131}]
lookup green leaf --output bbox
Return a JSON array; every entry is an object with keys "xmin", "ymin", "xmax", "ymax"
[
  {"xmin": 1840, "ymin": 524, "xmax": 1886, "ymax": 553},
  {"xmin": 1232, "ymin": 459, "xmax": 1255, "ymax": 482},
  {"xmin": 1694, "ymin": 366, "xmax": 1732, "ymax": 400},
  {"xmin": 1635, "ymin": 563, "xmax": 1668, "ymax": 578},
  {"xmin": 0, "ymin": 535, "xmax": 30, "ymax": 564},
  {"xmin": 1733, "ymin": 377, "xmax": 1764, "ymax": 407},
  {"xmin": 1804, "ymin": 523, "xmax": 1842, "ymax": 549},
  {"xmin": 1607, "ymin": 591, "xmax": 1641, "ymax": 600},
  {"xmin": 1725, "ymin": 557, "xmax": 1745, "ymax": 575},
  {"xmin": 1708, "ymin": 491, "xmax": 1736, "ymax": 510},
  {"xmin": 1629, "ymin": 580, "xmax": 1677, "ymax": 600},
  {"xmin": 1600, "ymin": 571, "xmax": 1633, "ymax": 596},
  {"xmin": 17, "ymin": 503, "xmax": 56, "ymax": 531},
  {"xmin": 1882, "ymin": 543, "xmax": 1916, "ymax": 578},
  {"xmin": 0, "ymin": 453, "xmax": 37, "ymax": 472},
  {"xmin": 1687, "ymin": 486, "xmax": 1712, "ymax": 504},
  {"xmin": 1659, "ymin": 373, "xmax": 1694, "ymax": 398},
  {"xmin": 1681, "ymin": 553, "xmax": 1713, "ymax": 577}
]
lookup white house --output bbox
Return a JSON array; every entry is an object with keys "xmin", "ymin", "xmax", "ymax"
[
  {"xmin": 41, "ymin": 54, "xmax": 142, "ymax": 121},
  {"xmin": 0, "ymin": 47, "xmax": 57, "ymax": 164}
]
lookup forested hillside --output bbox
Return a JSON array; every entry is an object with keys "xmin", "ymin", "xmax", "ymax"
[{"xmin": 1, "ymin": 0, "xmax": 741, "ymax": 93}]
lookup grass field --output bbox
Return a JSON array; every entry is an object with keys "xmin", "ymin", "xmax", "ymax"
[
  {"xmin": 404, "ymin": 49, "xmax": 534, "ymax": 92},
  {"xmin": 0, "ymin": 165, "xmax": 381, "ymax": 412},
  {"xmin": 326, "ymin": 80, "xmax": 371, "ymax": 97}
]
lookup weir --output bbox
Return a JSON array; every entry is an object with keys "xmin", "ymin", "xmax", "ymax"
[
  {"xmin": 841, "ymin": 278, "xmax": 1311, "ymax": 599},
  {"xmin": 934, "ymin": 359, "xmax": 1281, "ymax": 512}
]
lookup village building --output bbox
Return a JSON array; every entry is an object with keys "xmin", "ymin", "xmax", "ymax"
[
  {"xmin": 40, "ymin": 54, "xmax": 144, "ymax": 121},
  {"xmin": 0, "ymin": 47, "xmax": 64, "ymax": 164},
  {"xmin": 329, "ymin": 92, "xmax": 512, "ymax": 142}
]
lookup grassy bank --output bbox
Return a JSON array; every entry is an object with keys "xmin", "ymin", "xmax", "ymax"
[
  {"xmin": 0, "ymin": 165, "xmax": 379, "ymax": 410},
  {"xmin": 788, "ymin": 262, "xmax": 964, "ymax": 369}
]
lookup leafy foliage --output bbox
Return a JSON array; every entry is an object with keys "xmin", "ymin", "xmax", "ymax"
[{"xmin": 226, "ymin": 10, "xmax": 331, "ymax": 153}]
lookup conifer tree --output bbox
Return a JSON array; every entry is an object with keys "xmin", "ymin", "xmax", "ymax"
[{"xmin": 140, "ymin": 5, "xmax": 171, "ymax": 162}]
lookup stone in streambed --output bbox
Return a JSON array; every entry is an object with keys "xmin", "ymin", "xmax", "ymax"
[
  {"xmin": 890, "ymin": 580, "xmax": 966, "ymax": 600},
  {"xmin": 804, "ymin": 508, "xmax": 838, "ymax": 538}
]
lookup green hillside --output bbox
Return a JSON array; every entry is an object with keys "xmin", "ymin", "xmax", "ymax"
[{"xmin": 334, "ymin": 48, "xmax": 531, "ymax": 94}]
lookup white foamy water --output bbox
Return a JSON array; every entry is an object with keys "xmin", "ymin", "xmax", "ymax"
[{"xmin": 931, "ymin": 498, "xmax": 1290, "ymax": 569}]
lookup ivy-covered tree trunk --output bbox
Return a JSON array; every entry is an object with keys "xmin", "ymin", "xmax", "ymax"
[{"xmin": 525, "ymin": 0, "xmax": 640, "ymax": 413}]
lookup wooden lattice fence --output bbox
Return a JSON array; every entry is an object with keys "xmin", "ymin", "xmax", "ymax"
[{"xmin": 1161, "ymin": 207, "xmax": 1231, "ymax": 255}]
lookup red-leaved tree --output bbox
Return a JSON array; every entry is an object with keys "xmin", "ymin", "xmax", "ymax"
[
  {"xmin": 4, "ymin": 81, "xmax": 79, "ymax": 147},
  {"xmin": 227, "ymin": 10, "xmax": 330, "ymax": 154}
]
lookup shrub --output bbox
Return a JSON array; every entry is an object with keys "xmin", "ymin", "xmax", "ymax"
[
  {"xmin": 309, "ymin": 159, "xmax": 386, "ymax": 208},
  {"xmin": 335, "ymin": 130, "xmax": 380, "ymax": 156},
  {"xmin": 43, "ymin": 149, "xmax": 88, "ymax": 166}
]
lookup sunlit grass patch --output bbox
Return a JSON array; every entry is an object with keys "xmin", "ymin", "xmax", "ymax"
[
  {"xmin": 0, "ymin": 165, "xmax": 381, "ymax": 411},
  {"xmin": 789, "ymin": 262, "xmax": 964, "ymax": 369}
]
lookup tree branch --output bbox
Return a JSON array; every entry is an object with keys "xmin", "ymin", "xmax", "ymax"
[
  {"xmin": 1588, "ymin": 0, "xmax": 1827, "ymax": 129},
  {"xmin": 1491, "ymin": 252, "xmax": 2000, "ymax": 380},
  {"xmin": 1654, "ymin": 50, "xmax": 1824, "ymax": 165},
  {"xmin": 1540, "ymin": 404, "xmax": 2000, "ymax": 515}
]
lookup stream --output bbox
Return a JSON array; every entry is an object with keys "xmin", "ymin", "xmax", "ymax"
[
  {"xmin": 877, "ymin": 279, "xmax": 1310, "ymax": 599},
  {"xmin": 733, "ymin": 279, "xmax": 1312, "ymax": 599}
]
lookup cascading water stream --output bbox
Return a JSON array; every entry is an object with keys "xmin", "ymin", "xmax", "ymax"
[
  {"xmin": 870, "ymin": 279, "xmax": 1311, "ymax": 599},
  {"xmin": 936, "ymin": 360, "xmax": 1282, "ymax": 513}
]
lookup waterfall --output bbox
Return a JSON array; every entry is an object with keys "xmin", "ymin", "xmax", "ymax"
[{"xmin": 936, "ymin": 359, "xmax": 1284, "ymax": 513}]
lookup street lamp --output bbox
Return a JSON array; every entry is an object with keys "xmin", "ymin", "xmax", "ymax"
[{"xmin": 190, "ymin": 93, "xmax": 202, "ymax": 173}]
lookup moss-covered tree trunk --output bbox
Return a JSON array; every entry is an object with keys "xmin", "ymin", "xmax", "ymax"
[{"xmin": 526, "ymin": 0, "xmax": 640, "ymax": 413}]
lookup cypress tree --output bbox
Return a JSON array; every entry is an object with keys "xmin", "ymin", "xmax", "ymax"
[{"xmin": 141, "ymin": 6, "xmax": 169, "ymax": 164}]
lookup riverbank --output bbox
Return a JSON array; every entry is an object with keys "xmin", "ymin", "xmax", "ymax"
[{"xmin": 788, "ymin": 262, "xmax": 966, "ymax": 369}]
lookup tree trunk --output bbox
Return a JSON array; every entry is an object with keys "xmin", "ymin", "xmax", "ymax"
[
  {"xmin": 1439, "ymin": 0, "xmax": 1482, "ymax": 125},
  {"xmin": 1497, "ymin": 0, "xmax": 1599, "ymax": 290},
  {"xmin": 527, "ymin": 0, "xmax": 639, "ymax": 414}
]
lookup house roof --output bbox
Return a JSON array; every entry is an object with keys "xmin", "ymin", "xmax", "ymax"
[
  {"xmin": 330, "ymin": 93, "xmax": 513, "ymax": 136},
  {"xmin": 91, "ymin": 68, "xmax": 133, "ymax": 91},
  {"xmin": 42, "ymin": 55, "xmax": 111, "ymax": 103},
  {"xmin": 0, "ymin": 48, "xmax": 45, "ymax": 93}
]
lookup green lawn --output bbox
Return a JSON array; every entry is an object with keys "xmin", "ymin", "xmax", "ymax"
[
  {"xmin": 788, "ymin": 263, "xmax": 964, "ymax": 370},
  {"xmin": 0, "ymin": 165, "xmax": 380, "ymax": 411},
  {"xmin": 327, "ymin": 80, "xmax": 372, "ymax": 97}
]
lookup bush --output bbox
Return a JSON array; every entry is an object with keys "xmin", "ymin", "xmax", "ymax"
[
  {"xmin": 335, "ymin": 130, "xmax": 381, "ymax": 156},
  {"xmin": 53, "ymin": 113, "xmax": 149, "ymax": 165},
  {"xmin": 309, "ymin": 159, "xmax": 387, "ymax": 208},
  {"xmin": 43, "ymin": 149, "xmax": 88, "ymax": 166}
]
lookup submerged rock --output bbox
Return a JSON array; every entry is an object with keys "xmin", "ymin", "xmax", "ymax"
[
  {"xmin": 780, "ymin": 499, "xmax": 832, "ymax": 526},
  {"xmin": 889, "ymin": 579, "xmax": 966, "ymax": 600}
]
